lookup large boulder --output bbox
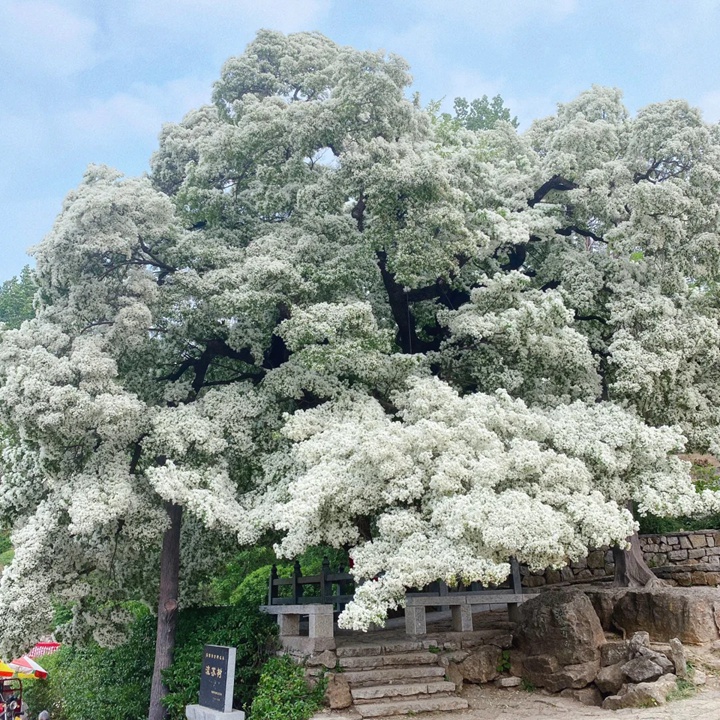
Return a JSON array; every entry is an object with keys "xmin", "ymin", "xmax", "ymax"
[
  {"xmin": 522, "ymin": 656, "xmax": 600, "ymax": 693},
  {"xmin": 600, "ymin": 641, "xmax": 630, "ymax": 667},
  {"xmin": 595, "ymin": 661, "xmax": 626, "ymax": 695},
  {"xmin": 602, "ymin": 674, "xmax": 678, "ymax": 710},
  {"xmin": 621, "ymin": 657, "xmax": 664, "ymax": 683},
  {"xmin": 457, "ymin": 646, "xmax": 501, "ymax": 684},
  {"xmin": 669, "ymin": 637, "xmax": 688, "ymax": 678},
  {"xmin": 636, "ymin": 646, "xmax": 674, "ymax": 674},
  {"xmin": 515, "ymin": 590, "xmax": 606, "ymax": 665},
  {"xmin": 445, "ymin": 662, "xmax": 464, "ymax": 691},
  {"xmin": 587, "ymin": 588, "xmax": 623, "ymax": 630},
  {"xmin": 543, "ymin": 661, "xmax": 600, "ymax": 693},
  {"xmin": 611, "ymin": 587, "xmax": 720, "ymax": 643},
  {"xmin": 559, "ymin": 686, "xmax": 603, "ymax": 707}
]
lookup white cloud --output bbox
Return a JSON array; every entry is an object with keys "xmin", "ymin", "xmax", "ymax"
[
  {"xmin": 0, "ymin": 0, "xmax": 98, "ymax": 77},
  {"xmin": 414, "ymin": 0, "xmax": 578, "ymax": 37},
  {"xmin": 444, "ymin": 70, "xmax": 504, "ymax": 108},
  {"xmin": 697, "ymin": 90, "xmax": 720, "ymax": 124},
  {"xmin": 1, "ymin": 194, "xmax": 62, "ymax": 275},
  {"xmin": 62, "ymin": 76, "xmax": 213, "ymax": 144},
  {"xmin": 0, "ymin": 110, "xmax": 51, "ymax": 194},
  {"xmin": 128, "ymin": 0, "xmax": 332, "ymax": 36},
  {"xmin": 368, "ymin": 20, "xmax": 442, "ymax": 89},
  {"xmin": 0, "ymin": 73, "xmax": 213, "ymax": 279}
]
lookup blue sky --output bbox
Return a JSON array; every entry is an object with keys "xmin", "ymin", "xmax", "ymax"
[{"xmin": 3, "ymin": 0, "xmax": 720, "ymax": 282}]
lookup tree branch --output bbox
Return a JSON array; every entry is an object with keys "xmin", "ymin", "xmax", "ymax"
[
  {"xmin": 202, "ymin": 372, "xmax": 263, "ymax": 387},
  {"xmin": 633, "ymin": 158, "xmax": 661, "ymax": 184},
  {"xmin": 376, "ymin": 250, "xmax": 439, "ymax": 354},
  {"xmin": 529, "ymin": 175, "xmax": 578, "ymax": 207},
  {"xmin": 556, "ymin": 225, "xmax": 607, "ymax": 244},
  {"xmin": 79, "ymin": 320, "xmax": 114, "ymax": 335},
  {"xmin": 351, "ymin": 196, "xmax": 366, "ymax": 232},
  {"xmin": 575, "ymin": 313, "xmax": 608, "ymax": 324}
]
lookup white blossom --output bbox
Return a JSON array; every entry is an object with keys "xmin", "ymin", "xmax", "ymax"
[{"xmin": 2, "ymin": 32, "xmax": 720, "ymax": 648}]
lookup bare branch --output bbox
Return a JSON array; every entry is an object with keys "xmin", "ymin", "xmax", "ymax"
[{"xmin": 529, "ymin": 175, "xmax": 578, "ymax": 207}]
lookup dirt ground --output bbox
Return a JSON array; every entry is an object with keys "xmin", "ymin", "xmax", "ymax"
[
  {"xmin": 314, "ymin": 605, "xmax": 720, "ymax": 720},
  {"xmin": 313, "ymin": 676, "xmax": 720, "ymax": 720},
  {"xmin": 444, "ymin": 679, "xmax": 720, "ymax": 720}
]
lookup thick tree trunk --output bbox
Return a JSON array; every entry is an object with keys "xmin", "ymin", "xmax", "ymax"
[
  {"xmin": 612, "ymin": 532, "xmax": 661, "ymax": 587},
  {"xmin": 613, "ymin": 500, "xmax": 664, "ymax": 588},
  {"xmin": 148, "ymin": 502, "xmax": 182, "ymax": 720}
]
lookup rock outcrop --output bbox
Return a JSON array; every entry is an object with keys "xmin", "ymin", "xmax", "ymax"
[
  {"xmin": 515, "ymin": 590, "xmax": 605, "ymax": 691},
  {"xmin": 511, "ymin": 589, "xmax": 707, "ymax": 709},
  {"xmin": 516, "ymin": 591, "xmax": 605, "ymax": 665},
  {"xmin": 612, "ymin": 587, "xmax": 720, "ymax": 643},
  {"xmin": 602, "ymin": 674, "xmax": 678, "ymax": 710}
]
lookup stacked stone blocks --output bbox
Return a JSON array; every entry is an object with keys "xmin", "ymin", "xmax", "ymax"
[{"xmin": 522, "ymin": 530, "xmax": 720, "ymax": 587}]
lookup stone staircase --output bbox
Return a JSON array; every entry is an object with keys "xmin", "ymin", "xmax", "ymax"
[{"xmin": 335, "ymin": 640, "xmax": 469, "ymax": 718}]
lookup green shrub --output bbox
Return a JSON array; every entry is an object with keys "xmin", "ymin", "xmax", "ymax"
[
  {"xmin": 21, "ymin": 546, "xmax": 344, "ymax": 720},
  {"xmin": 667, "ymin": 677, "xmax": 696, "ymax": 702},
  {"xmin": 22, "ymin": 612, "xmax": 155, "ymax": 720},
  {"xmin": 638, "ymin": 512, "xmax": 720, "ymax": 534},
  {"xmin": 211, "ymin": 545, "xmax": 350, "ymax": 606},
  {"xmin": 0, "ymin": 530, "xmax": 13, "ymax": 569},
  {"xmin": 249, "ymin": 655, "xmax": 325, "ymax": 720},
  {"xmin": 162, "ymin": 583, "xmax": 277, "ymax": 719},
  {"xmin": 21, "ymin": 651, "xmax": 65, "ymax": 720},
  {"xmin": 24, "ymin": 595, "xmax": 275, "ymax": 720},
  {"xmin": 210, "ymin": 547, "xmax": 278, "ymax": 604},
  {"xmin": 0, "ymin": 531, "xmax": 11, "ymax": 555},
  {"xmin": 638, "ymin": 463, "xmax": 720, "ymax": 534},
  {"xmin": 496, "ymin": 650, "xmax": 511, "ymax": 673}
]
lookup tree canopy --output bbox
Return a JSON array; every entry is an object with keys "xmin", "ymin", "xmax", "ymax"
[
  {"xmin": 2, "ymin": 29, "xmax": 720, "ymax": 710},
  {"xmin": 452, "ymin": 94, "xmax": 519, "ymax": 130},
  {"xmin": 0, "ymin": 266, "xmax": 36, "ymax": 329}
]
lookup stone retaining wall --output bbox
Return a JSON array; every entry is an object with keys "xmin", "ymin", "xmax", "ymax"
[
  {"xmin": 522, "ymin": 530, "xmax": 720, "ymax": 588},
  {"xmin": 640, "ymin": 530, "xmax": 720, "ymax": 566}
]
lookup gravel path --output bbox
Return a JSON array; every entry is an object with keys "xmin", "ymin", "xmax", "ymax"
[
  {"xmin": 313, "ymin": 677, "xmax": 720, "ymax": 720},
  {"xmin": 444, "ymin": 682, "xmax": 720, "ymax": 720}
]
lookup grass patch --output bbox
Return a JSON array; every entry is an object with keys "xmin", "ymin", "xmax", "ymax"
[
  {"xmin": 520, "ymin": 678, "xmax": 535, "ymax": 692},
  {"xmin": 667, "ymin": 678, "xmax": 697, "ymax": 702}
]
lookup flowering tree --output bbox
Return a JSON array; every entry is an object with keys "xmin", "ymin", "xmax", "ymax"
[
  {"xmin": 2, "ymin": 30, "xmax": 720, "ymax": 717},
  {"xmin": 0, "ymin": 266, "xmax": 36, "ymax": 329}
]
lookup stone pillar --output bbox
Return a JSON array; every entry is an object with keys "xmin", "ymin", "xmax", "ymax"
[
  {"xmin": 405, "ymin": 605, "xmax": 427, "ymax": 635},
  {"xmin": 451, "ymin": 603, "xmax": 473, "ymax": 632},
  {"xmin": 308, "ymin": 606, "xmax": 334, "ymax": 639}
]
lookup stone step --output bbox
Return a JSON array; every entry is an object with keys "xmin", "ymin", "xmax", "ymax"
[
  {"xmin": 355, "ymin": 695, "xmax": 469, "ymax": 718},
  {"xmin": 339, "ymin": 652, "xmax": 440, "ymax": 669},
  {"xmin": 352, "ymin": 681, "xmax": 456, "ymax": 702},
  {"xmin": 336, "ymin": 640, "xmax": 424, "ymax": 658},
  {"xmin": 342, "ymin": 665, "xmax": 447, "ymax": 686}
]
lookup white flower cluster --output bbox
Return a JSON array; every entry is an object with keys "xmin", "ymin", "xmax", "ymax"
[
  {"xmin": 2, "ymin": 33, "xmax": 720, "ymax": 651},
  {"xmin": 439, "ymin": 272, "xmax": 600, "ymax": 405},
  {"xmin": 269, "ymin": 376, "xmax": 693, "ymax": 629}
]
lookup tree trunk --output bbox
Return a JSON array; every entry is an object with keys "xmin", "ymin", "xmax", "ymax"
[
  {"xmin": 148, "ymin": 502, "xmax": 182, "ymax": 720},
  {"xmin": 612, "ymin": 531, "xmax": 663, "ymax": 586},
  {"xmin": 613, "ymin": 500, "xmax": 664, "ymax": 588}
]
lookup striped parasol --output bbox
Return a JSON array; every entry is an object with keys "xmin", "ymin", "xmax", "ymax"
[
  {"xmin": 0, "ymin": 661, "xmax": 14, "ymax": 678},
  {"xmin": 8, "ymin": 655, "xmax": 48, "ymax": 679}
]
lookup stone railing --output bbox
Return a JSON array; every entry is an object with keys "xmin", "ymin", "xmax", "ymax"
[{"xmin": 521, "ymin": 530, "xmax": 720, "ymax": 588}]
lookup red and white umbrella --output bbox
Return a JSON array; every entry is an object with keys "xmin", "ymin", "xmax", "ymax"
[
  {"xmin": 8, "ymin": 655, "xmax": 48, "ymax": 679},
  {"xmin": 0, "ymin": 662, "xmax": 13, "ymax": 678},
  {"xmin": 27, "ymin": 642, "xmax": 60, "ymax": 659}
]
